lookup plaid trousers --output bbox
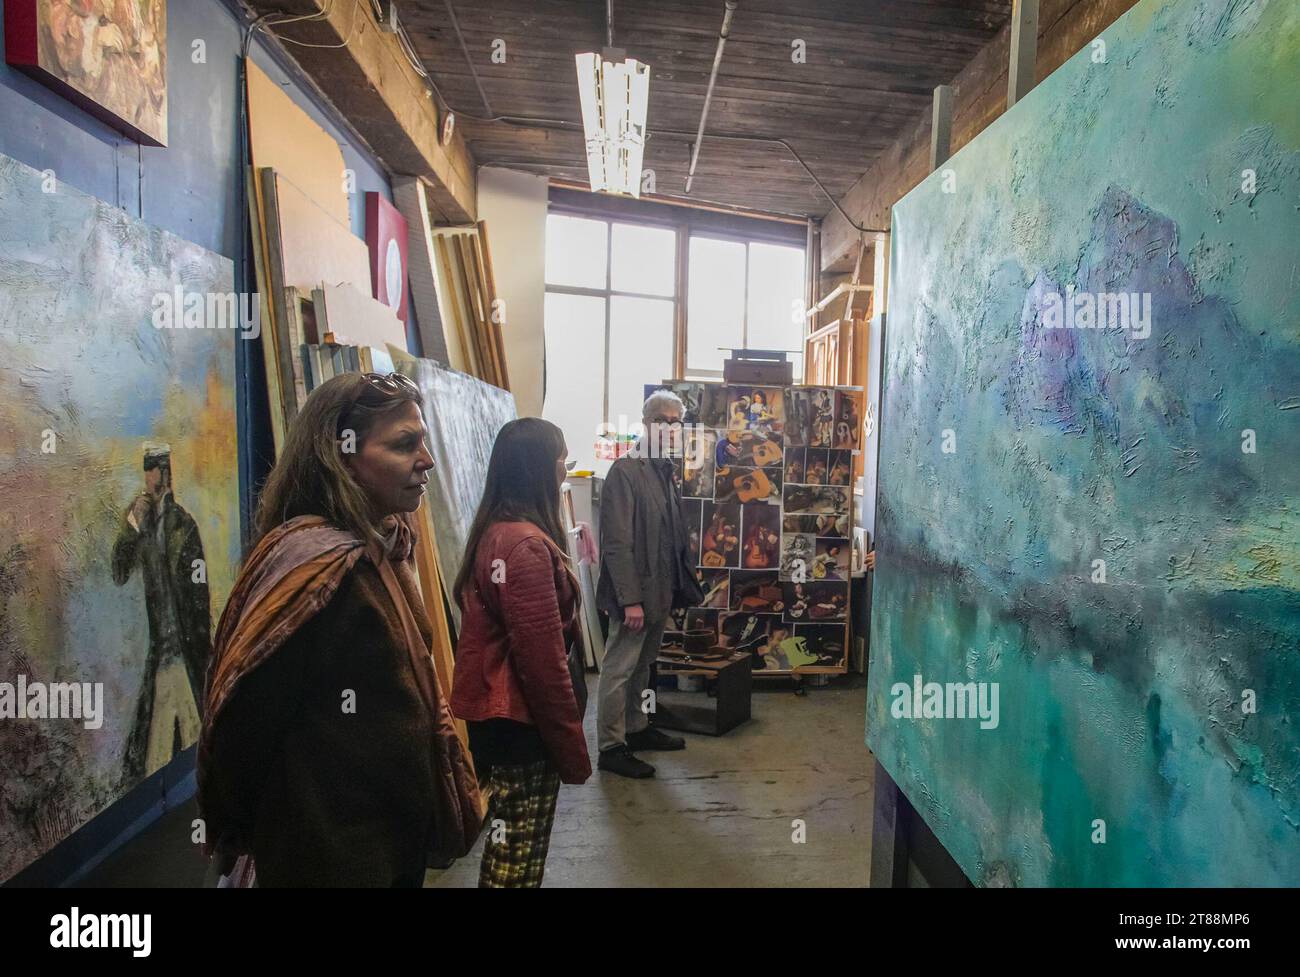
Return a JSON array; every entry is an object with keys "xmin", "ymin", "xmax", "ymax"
[{"xmin": 478, "ymin": 760, "xmax": 562, "ymax": 888}]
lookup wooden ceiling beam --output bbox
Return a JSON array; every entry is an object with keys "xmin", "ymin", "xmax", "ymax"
[{"xmin": 248, "ymin": 0, "xmax": 476, "ymax": 222}]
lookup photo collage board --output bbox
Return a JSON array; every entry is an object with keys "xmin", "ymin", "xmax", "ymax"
[{"xmin": 644, "ymin": 382, "xmax": 864, "ymax": 674}]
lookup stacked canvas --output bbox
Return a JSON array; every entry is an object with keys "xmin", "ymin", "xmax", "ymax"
[
  {"xmin": 300, "ymin": 343, "xmax": 396, "ymax": 394},
  {"xmin": 423, "ymin": 223, "xmax": 510, "ymax": 389},
  {"xmin": 243, "ymin": 59, "xmax": 408, "ymax": 445},
  {"xmin": 645, "ymin": 382, "xmax": 865, "ymax": 675}
]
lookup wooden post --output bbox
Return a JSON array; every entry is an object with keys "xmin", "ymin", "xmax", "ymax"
[
  {"xmin": 674, "ymin": 223, "xmax": 689, "ymax": 378},
  {"xmin": 1007, "ymin": 0, "xmax": 1040, "ymax": 108},
  {"xmin": 803, "ymin": 219, "xmax": 819, "ymax": 382},
  {"xmin": 869, "ymin": 759, "xmax": 911, "ymax": 888},
  {"xmin": 929, "ymin": 85, "xmax": 953, "ymax": 170},
  {"xmin": 872, "ymin": 231, "xmax": 890, "ymax": 311}
]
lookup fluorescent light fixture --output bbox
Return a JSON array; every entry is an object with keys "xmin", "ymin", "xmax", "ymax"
[{"xmin": 575, "ymin": 48, "xmax": 650, "ymax": 197}]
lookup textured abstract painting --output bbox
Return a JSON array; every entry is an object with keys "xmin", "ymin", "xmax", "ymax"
[
  {"xmin": 390, "ymin": 347, "xmax": 517, "ymax": 629},
  {"xmin": 867, "ymin": 0, "xmax": 1299, "ymax": 886},
  {"xmin": 0, "ymin": 152, "xmax": 238, "ymax": 880}
]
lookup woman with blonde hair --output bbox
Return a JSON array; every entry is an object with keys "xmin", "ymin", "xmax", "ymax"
[{"xmin": 198, "ymin": 372, "xmax": 481, "ymax": 887}]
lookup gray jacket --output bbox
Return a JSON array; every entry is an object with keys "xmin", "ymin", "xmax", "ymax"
[{"xmin": 596, "ymin": 457, "xmax": 700, "ymax": 619}]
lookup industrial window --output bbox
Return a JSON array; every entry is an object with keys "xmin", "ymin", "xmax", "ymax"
[
  {"xmin": 686, "ymin": 235, "xmax": 805, "ymax": 381},
  {"xmin": 543, "ymin": 211, "xmax": 805, "ymax": 468},
  {"xmin": 543, "ymin": 213, "xmax": 675, "ymax": 467}
]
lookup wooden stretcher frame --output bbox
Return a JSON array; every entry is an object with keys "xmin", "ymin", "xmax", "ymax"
[{"xmin": 427, "ymin": 223, "xmax": 510, "ymax": 389}]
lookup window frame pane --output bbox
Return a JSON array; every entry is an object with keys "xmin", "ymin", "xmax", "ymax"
[
  {"xmin": 543, "ymin": 206, "xmax": 808, "ymax": 433},
  {"xmin": 744, "ymin": 239, "xmax": 807, "ymax": 380},
  {"xmin": 685, "ymin": 233, "xmax": 748, "ymax": 375},
  {"xmin": 542, "ymin": 291, "xmax": 608, "ymax": 467},
  {"xmin": 686, "ymin": 230, "xmax": 806, "ymax": 384},
  {"xmin": 544, "ymin": 209, "xmax": 683, "ymax": 433},
  {"xmin": 544, "ymin": 213, "xmax": 610, "ymax": 290},
  {"xmin": 608, "ymin": 294, "xmax": 675, "ymax": 432},
  {"xmin": 609, "ymin": 221, "xmax": 677, "ymax": 298}
]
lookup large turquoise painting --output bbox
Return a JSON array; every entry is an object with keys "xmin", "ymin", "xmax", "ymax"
[{"xmin": 867, "ymin": 0, "xmax": 1299, "ymax": 886}]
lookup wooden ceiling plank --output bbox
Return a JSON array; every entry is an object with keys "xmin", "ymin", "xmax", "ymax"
[{"xmin": 398, "ymin": 0, "xmax": 1013, "ymax": 218}]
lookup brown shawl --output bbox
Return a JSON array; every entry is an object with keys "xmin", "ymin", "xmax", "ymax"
[{"xmin": 198, "ymin": 514, "xmax": 481, "ymax": 878}]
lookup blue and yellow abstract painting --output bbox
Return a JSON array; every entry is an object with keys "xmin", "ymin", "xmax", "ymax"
[
  {"xmin": 0, "ymin": 152, "xmax": 239, "ymax": 880},
  {"xmin": 868, "ymin": 0, "xmax": 1299, "ymax": 886}
]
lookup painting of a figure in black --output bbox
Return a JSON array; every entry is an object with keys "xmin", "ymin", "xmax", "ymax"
[{"xmin": 111, "ymin": 441, "xmax": 211, "ymax": 783}]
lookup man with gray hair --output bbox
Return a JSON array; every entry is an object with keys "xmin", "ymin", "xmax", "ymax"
[{"xmin": 595, "ymin": 390, "xmax": 704, "ymax": 778}]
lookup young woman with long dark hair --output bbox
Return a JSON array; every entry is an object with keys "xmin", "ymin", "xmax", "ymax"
[
  {"xmin": 198, "ymin": 372, "xmax": 481, "ymax": 887},
  {"xmin": 451, "ymin": 417, "xmax": 592, "ymax": 888}
]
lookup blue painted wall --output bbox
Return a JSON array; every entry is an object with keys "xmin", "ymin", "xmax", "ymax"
[
  {"xmin": 1, "ymin": 0, "xmax": 394, "ymax": 259},
  {"xmin": 0, "ymin": 0, "xmax": 418, "ymax": 884}
]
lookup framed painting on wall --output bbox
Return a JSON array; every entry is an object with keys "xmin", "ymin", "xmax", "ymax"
[{"xmin": 4, "ymin": 0, "xmax": 168, "ymax": 145}]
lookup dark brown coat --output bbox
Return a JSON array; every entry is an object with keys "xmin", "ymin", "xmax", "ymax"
[
  {"xmin": 204, "ymin": 559, "xmax": 436, "ymax": 886},
  {"xmin": 199, "ymin": 515, "xmax": 481, "ymax": 888}
]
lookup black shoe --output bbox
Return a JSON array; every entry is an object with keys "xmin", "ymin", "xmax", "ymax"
[
  {"xmin": 598, "ymin": 745, "xmax": 655, "ymax": 779},
  {"xmin": 627, "ymin": 727, "xmax": 686, "ymax": 752}
]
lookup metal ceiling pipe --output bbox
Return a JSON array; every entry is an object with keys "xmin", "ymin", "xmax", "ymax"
[
  {"xmin": 445, "ymin": 0, "xmax": 493, "ymax": 116},
  {"xmin": 606, "ymin": 0, "xmax": 614, "ymax": 47},
  {"xmin": 685, "ymin": 0, "xmax": 739, "ymax": 194}
]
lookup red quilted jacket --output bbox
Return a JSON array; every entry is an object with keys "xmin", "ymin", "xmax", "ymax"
[{"xmin": 450, "ymin": 521, "xmax": 592, "ymax": 784}]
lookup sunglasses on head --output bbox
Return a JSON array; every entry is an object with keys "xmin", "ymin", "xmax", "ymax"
[
  {"xmin": 359, "ymin": 372, "xmax": 418, "ymax": 399},
  {"xmin": 336, "ymin": 372, "xmax": 420, "ymax": 438}
]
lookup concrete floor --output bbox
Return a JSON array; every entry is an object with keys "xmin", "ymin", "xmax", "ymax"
[
  {"xmin": 79, "ymin": 675, "xmax": 874, "ymax": 887},
  {"xmin": 428, "ymin": 674, "xmax": 874, "ymax": 888}
]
